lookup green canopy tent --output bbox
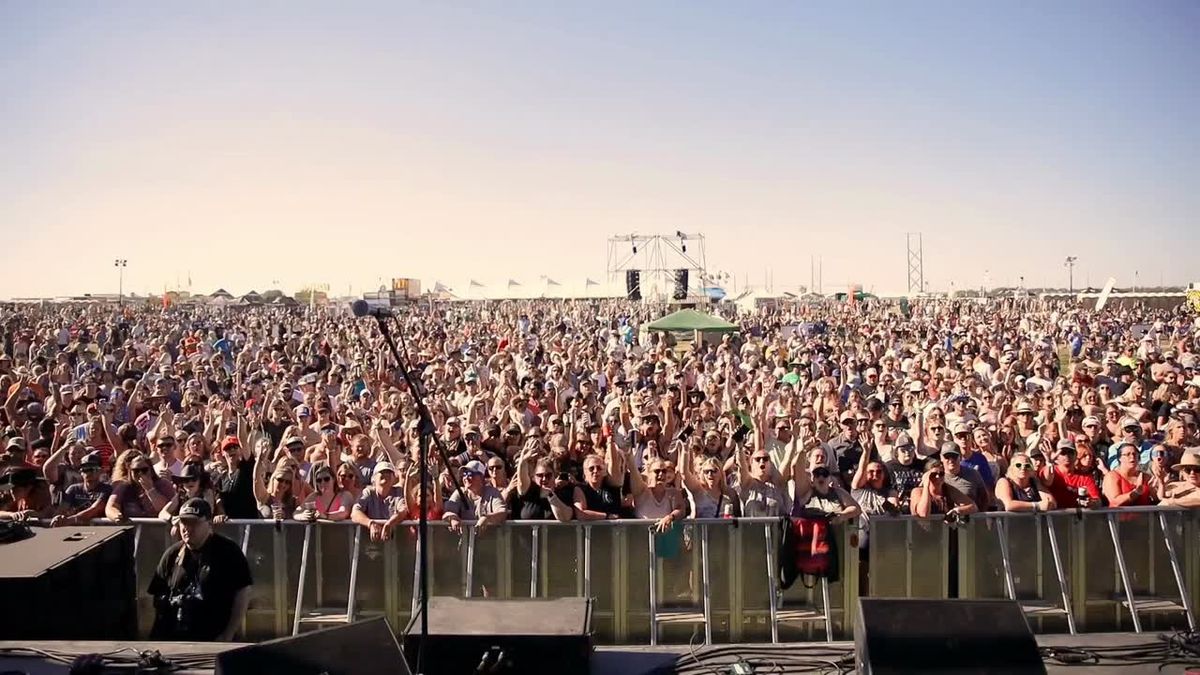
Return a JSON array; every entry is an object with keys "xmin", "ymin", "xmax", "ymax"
[{"xmin": 645, "ymin": 309, "xmax": 739, "ymax": 333}]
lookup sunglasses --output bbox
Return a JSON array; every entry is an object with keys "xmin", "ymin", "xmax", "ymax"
[
  {"xmin": 929, "ymin": 472, "xmax": 945, "ymax": 478},
  {"xmin": 1180, "ymin": 467, "xmax": 1198, "ymax": 475},
  {"xmin": 316, "ymin": 475, "xmax": 332, "ymax": 483},
  {"xmin": 585, "ymin": 466, "xmax": 604, "ymax": 473},
  {"xmin": 132, "ymin": 467, "xmax": 151, "ymax": 474},
  {"xmin": 534, "ymin": 472, "xmax": 553, "ymax": 479},
  {"xmin": 812, "ymin": 471, "xmax": 831, "ymax": 479},
  {"xmin": 752, "ymin": 456, "xmax": 770, "ymax": 463},
  {"xmin": 1012, "ymin": 462, "xmax": 1030, "ymax": 469},
  {"xmin": 81, "ymin": 466, "xmax": 101, "ymax": 473},
  {"xmin": 930, "ymin": 426, "xmax": 944, "ymax": 431}
]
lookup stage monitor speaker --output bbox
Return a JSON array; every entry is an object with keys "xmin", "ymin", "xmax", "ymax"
[
  {"xmin": 855, "ymin": 598, "xmax": 1045, "ymax": 674},
  {"xmin": 216, "ymin": 617, "xmax": 410, "ymax": 675},
  {"xmin": 625, "ymin": 270, "xmax": 641, "ymax": 300},
  {"xmin": 404, "ymin": 597, "xmax": 593, "ymax": 675},
  {"xmin": 672, "ymin": 269, "xmax": 689, "ymax": 300},
  {"xmin": 0, "ymin": 525, "xmax": 136, "ymax": 640}
]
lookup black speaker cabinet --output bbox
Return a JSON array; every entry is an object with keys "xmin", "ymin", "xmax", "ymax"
[
  {"xmin": 625, "ymin": 270, "xmax": 642, "ymax": 300},
  {"xmin": 404, "ymin": 597, "xmax": 594, "ymax": 675},
  {"xmin": 855, "ymin": 598, "xmax": 1045, "ymax": 674},
  {"xmin": 0, "ymin": 526, "xmax": 136, "ymax": 639},
  {"xmin": 216, "ymin": 617, "xmax": 410, "ymax": 675}
]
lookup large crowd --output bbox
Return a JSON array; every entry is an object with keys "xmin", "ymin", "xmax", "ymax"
[{"xmin": 2, "ymin": 297, "xmax": 1199, "ymax": 541}]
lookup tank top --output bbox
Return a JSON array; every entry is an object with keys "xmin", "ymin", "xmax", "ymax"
[
  {"xmin": 636, "ymin": 489, "xmax": 674, "ymax": 519},
  {"xmin": 691, "ymin": 488, "xmax": 720, "ymax": 519},
  {"xmin": 1002, "ymin": 477, "xmax": 1041, "ymax": 503},
  {"xmin": 313, "ymin": 490, "xmax": 348, "ymax": 517},
  {"xmin": 1112, "ymin": 471, "xmax": 1153, "ymax": 506}
]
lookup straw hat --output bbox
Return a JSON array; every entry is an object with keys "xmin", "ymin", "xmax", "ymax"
[{"xmin": 1170, "ymin": 451, "xmax": 1200, "ymax": 473}]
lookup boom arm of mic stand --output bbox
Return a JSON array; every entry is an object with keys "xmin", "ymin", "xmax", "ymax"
[{"xmin": 371, "ymin": 314, "xmax": 470, "ymax": 503}]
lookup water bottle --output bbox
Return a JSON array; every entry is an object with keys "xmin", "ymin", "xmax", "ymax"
[
  {"xmin": 721, "ymin": 501, "xmax": 734, "ymax": 519},
  {"xmin": 1076, "ymin": 486, "xmax": 1089, "ymax": 508}
]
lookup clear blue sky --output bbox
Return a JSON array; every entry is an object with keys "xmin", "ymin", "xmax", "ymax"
[{"xmin": 2, "ymin": 1, "xmax": 1197, "ymax": 298}]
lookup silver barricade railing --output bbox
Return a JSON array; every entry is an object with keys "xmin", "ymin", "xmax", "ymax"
[{"xmin": 33, "ymin": 508, "xmax": 1198, "ymax": 643}]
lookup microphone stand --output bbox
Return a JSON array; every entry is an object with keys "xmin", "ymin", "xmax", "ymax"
[{"xmin": 367, "ymin": 311, "xmax": 468, "ymax": 675}]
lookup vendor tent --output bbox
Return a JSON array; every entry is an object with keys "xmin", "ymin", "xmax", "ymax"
[{"xmin": 645, "ymin": 309, "xmax": 738, "ymax": 333}]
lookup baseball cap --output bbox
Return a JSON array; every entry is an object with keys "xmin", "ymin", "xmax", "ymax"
[
  {"xmin": 80, "ymin": 451, "xmax": 103, "ymax": 469},
  {"xmin": 177, "ymin": 497, "xmax": 213, "ymax": 521},
  {"xmin": 372, "ymin": 461, "xmax": 397, "ymax": 477},
  {"xmin": 839, "ymin": 410, "xmax": 856, "ymax": 423},
  {"xmin": 906, "ymin": 380, "xmax": 924, "ymax": 393},
  {"xmin": 1055, "ymin": 439, "xmax": 1076, "ymax": 454},
  {"xmin": 219, "ymin": 435, "xmax": 241, "ymax": 452},
  {"xmin": 939, "ymin": 441, "xmax": 962, "ymax": 458},
  {"xmin": 296, "ymin": 405, "xmax": 312, "ymax": 418},
  {"xmin": 1119, "ymin": 417, "xmax": 1140, "ymax": 431},
  {"xmin": 462, "ymin": 460, "xmax": 486, "ymax": 476},
  {"xmin": 1081, "ymin": 416, "xmax": 1101, "ymax": 428},
  {"xmin": 1015, "ymin": 401, "xmax": 1035, "ymax": 414}
]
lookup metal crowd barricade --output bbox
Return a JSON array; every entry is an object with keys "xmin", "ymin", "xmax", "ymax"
[{"xmin": 56, "ymin": 507, "xmax": 1200, "ymax": 644}]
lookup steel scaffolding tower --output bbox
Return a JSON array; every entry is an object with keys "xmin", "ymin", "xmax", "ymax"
[{"xmin": 906, "ymin": 232, "xmax": 924, "ymax": 295}]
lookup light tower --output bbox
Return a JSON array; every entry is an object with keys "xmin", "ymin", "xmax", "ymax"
[
  {"xmin": 1064, "ymin": 256, "xmax": 1078, "ymax": 293},
  {"xmin": 114, "ymin": 259, "xmax": 127, "ymax": 305}
]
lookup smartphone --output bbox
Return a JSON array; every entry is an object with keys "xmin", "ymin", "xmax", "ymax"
[
  {"xmin": 676, "ymin": 425, "xmax": 695, "ymax": 442},
  {"xmin": 731, "ymin": 424, "xmax": 751, "ymax": 444}
]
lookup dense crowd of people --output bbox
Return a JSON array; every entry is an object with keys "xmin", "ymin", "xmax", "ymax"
[{"xmin": 1, "ymin": 297, "xmax": 1198, "ymax": 541}]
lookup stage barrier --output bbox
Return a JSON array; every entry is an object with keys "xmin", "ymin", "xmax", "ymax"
[{"xmin": 83, "ymin": 506, "xmax": 1197, "ymax": 643}]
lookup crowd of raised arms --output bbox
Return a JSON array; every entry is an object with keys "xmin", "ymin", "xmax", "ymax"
[{"xmin": 1, "ymin": 297, "xmax": 1198, "ymax": 541}]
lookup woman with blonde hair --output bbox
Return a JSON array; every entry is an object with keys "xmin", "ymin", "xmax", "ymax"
[
  {"xmin": 995, "ymin": 453, "xmax": 1056, "ymax": 512},
  {"xmin": 678, "ymin": 440, "xmax": 736, "ymax": 518}
]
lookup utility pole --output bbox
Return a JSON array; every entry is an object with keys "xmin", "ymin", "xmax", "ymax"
[
  {"xmin": 1064, "ymin": 256, "xmax": 1078, "ymax": 293},
  {"xmin": 114, "ymin": 259, "xmax": 127, "ymax": 306}
]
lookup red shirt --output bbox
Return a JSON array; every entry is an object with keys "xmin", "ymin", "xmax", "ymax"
[{"xmin": 1047, "ymin": 465, "xmax": 1100, "ymax": 508}]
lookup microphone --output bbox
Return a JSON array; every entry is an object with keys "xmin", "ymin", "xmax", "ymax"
[{"xmin": 351, "ymin": 299, "xmax": 393, "ymax": 318}]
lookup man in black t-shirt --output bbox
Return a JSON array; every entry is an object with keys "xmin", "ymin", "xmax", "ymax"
[{"xmin": 148, "ymin": 498, "xmax": 252, "ymax": 641}]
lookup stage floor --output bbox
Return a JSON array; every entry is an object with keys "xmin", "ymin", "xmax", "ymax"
[{"xmin": 1, "ymin": 632, "xmax": 1197, "ymax": 674}]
